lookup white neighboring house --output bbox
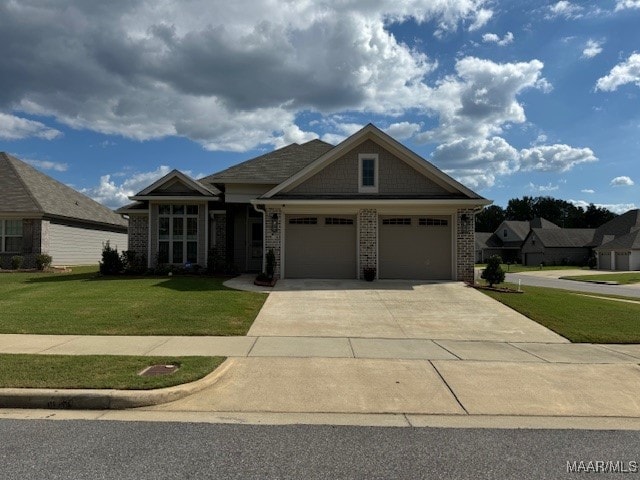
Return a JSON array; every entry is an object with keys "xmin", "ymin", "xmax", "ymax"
[{"xmin": 0, "ymin": 152, "xmax": 128, "ymax": 268}]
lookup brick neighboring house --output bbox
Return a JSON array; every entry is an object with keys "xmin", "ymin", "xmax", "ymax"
[
  {"xmin": 0, "ymin": 152, "xmax": 128, "ymax": 268},
  {"xmin": 593, "ymin": 209, "xmax": 640, "ymax": 270},
  {"xmin": 521, "ymin": 228, "xmax": 595, "ymax": 266},
  {"xmin": 119, "ymin": 124, "xmax": 490, "ymax": 282}
]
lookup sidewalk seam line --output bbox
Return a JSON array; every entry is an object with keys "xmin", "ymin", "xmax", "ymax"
[
  {"xmin": 429, "ymin": 360, "xmax": 469, "ymax": 415},
  {"xmin": 508, "ymin": 343, "xmax": 551, "ymax": 363},
  {"xmin": 142, "ymin": 337, "xmax": 173, "ymax": 356},
  {"xmin": 246, "ymin": 337, "xmax": 259, "ymax": 357},
  {"xmin": 347, "ymin": 338, "xmax": 356, "ymax": 358},
  {"xmin": 38, "ymin": 336, "xmax": 82, "ymax": 354},
  {"xmin": 431, "ymin": 340, "xmax": 462, "ymax": 360}
]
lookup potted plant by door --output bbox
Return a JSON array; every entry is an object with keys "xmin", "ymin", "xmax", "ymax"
[{"xmin": 363, "ymin": 267, "xmax": 376, "ymax": 282}]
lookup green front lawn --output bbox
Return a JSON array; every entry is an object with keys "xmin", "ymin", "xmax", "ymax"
[
  {"xmin": 479, "ymin": 283, "xmax": 640, "ymax": 343},
  {"xmin": 0, "ymin": 355, "xmax": 225, "ymax": 389},
  {"xmin": 0, "ymin": 267, "xmax": 267, "ymax": 335},
  {"xmin": 560, "ymin": 272, "xmax": 640, "ymax": 285}
]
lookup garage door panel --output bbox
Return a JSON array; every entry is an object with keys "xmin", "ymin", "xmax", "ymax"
[
  {"xmin": 285, "ymin": 215, "xmax": 356, "ymax": 279},
  {"xmin": 379, "ymin": 215, "xmax": 451, "ymax": 280}
]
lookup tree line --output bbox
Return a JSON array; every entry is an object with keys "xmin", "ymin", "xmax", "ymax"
[{"xmin": 475, "ymin": 196, "xmax": 617, "ymax": 233}]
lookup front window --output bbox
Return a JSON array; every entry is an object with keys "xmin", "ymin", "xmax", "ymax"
[
  {"xmin": 158, "ymin": 205, "xmax": 198, "ymax": 264},
  {"xmin": 358, "ymin": 153, "xmax": 378, "ymax": 193},
  {"xmin": 1, "ymin": 219, "xmax": 23, "ymax": 253}
]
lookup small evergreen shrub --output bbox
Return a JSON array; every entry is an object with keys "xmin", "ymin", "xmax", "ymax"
[
  {"xmin": 99, "ymin": 241, "xmax": 123, "ymax": 275},
  {"xmin": 121, "ymin": 250, "xmax": 147, "ymax": 275},
  {"xmin": 481, "ymin": 255, "xmax": 505, "ymax": 287},
  {"xmin": 11, "ymin": 256, "xmax": 24, "ymax": 270},
  {"xmin": 35, "ymin": 254, "xmax": 53, "ymax": 271}
]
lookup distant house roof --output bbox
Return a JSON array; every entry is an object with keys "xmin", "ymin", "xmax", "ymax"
[
  {"xmin": 475, "ymin": 232, "xmax": 492, "ymax": 250},
  {"xmin": 530, "ymin": 217, "xmax": 560, "ymax": 229},
  {"xmin": 501, "ymin": 221, "xmax": 530, "ymax": 240},
  {"xmin": 530, "ymin": 228, "xmax": 596, "ymax": 248},
  {"xmin": 0, "ymin": 152, "xmax": 127, "ymax": 229},
  {"xmin": 589, "ymin": 209, "xmax": 640, "ymax": 247},
  {"xmin": 200, "ymin": 139, "xmax": 334, "ymax": 185},
  {"xmin": 595, "ymin": 229, "xmax": 640, "ymax": 251}
]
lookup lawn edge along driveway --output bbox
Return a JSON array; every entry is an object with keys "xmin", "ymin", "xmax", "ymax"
[{"xmin": 0, "ymin": 268, "xmax": 267, "ymax": 336}]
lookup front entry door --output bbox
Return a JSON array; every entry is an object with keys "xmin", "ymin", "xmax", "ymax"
[{"xmin": 247, "ymin": 218, "xmax": 263, "ymax": 272}]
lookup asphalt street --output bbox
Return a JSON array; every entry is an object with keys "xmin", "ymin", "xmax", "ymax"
[
  {"xmin": 1, "ymin": 419, "xmax": 638, "ymax": 479},
  {"xmin": 505, "ymin": 273, "xmax": 640, "ymax": 298}
]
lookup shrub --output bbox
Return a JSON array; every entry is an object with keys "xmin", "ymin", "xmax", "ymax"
[
  {"xmin": 265, "ymin": 249, "xmax": 275, "ymax": 279},
  {"xmin": 99, "ymin": 241, "xmax": 123, "ymax": 275},
  {"xmin": 35, "ymin": 254, "xmax": 52, "ymax": 271},
  {"xmin": 363, "ymin": 267, "xmax": 376, "ymax": 282},
  {"xmin": 11, "ymin": 256, "xmax": 23, "ymax": 270},
  {"xmin": 587, "ymin": 254, "xmax": 597, "ymax": 270},
  {"xmin": 481, "ymin": 255, "xmax": 505, "ymax": 287},
  {"xmin": 121, "ymin": 250, "xmax": 147, "ymax": 275}
]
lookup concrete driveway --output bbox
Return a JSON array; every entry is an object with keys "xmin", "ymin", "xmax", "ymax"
[{"xmin": 247, "ymin": 279, "xmax": 566, "ymax": 343}]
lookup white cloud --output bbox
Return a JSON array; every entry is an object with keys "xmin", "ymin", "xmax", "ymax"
[
  {"xmin": 482, "ymin": 32, "xmax": 514, "ymax": 46},
  {"xmin": 384, "ymin": 122, "xmax": 421, "ymax": 140},
  {"xmin": 582, "ymin": 39, "xmax": 603, "ymax": 59},
  {"xmin": 596, "ymin": 53, "xmax": 640, "ymax": 91},
  {"xmin": 528, "ymin": 182, "xmax": 559, "ymax": 192},
  {"xmin": 82, "ymin": 166, "xmax": 173, "ymax": 208},
  {"xmin": 615, "ymin": 0, "xmax": 640, "ymax": 10},
  {"xmin": 520, "ymin": 144, "xmax": 597, "ymax": 172},
  {"xmin": 0, "ymin": 113, "xmax": 62, "ymax": 140},
  {"xmin": 570, "ymin": 200, "xmax": 637, "ymax": 214},
  {"xmin": 23, "ymin": 158, "xmax": 69, "ymax": 172},
  {"xmin": 546, "ymin": 1, "xmax": 583, "ymax": 19},
  {"xmin": 581, "ymin": 188, "xmax": 595, "ymax": 194},
  {"xmin": 0, "ymin": 0, "xmax": 492, "ymax": 152},
  {"xmin": 610, "ymin": 176, "xmax": 635, "ymax": 186}
]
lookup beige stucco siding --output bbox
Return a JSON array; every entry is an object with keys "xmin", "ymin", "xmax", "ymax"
[
  {"xmin": 48, "ymin": 222, "xmax": 128, "ymax": 265},
  {"xmin": 289, "ymin": 140, "xmax": 453, "ymax": 196}
]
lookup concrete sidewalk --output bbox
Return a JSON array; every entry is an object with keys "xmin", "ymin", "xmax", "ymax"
[{"xmin": 2, "ymin": 333, "xmax": 640, "ymax": 363}]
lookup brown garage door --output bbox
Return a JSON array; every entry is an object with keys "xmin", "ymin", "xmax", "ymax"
[
  {"xmin": 379, "ymin": 215, "xmax": 452, "ymax": 280},
  {"xmin": 284, "ymin": 215, "xmax": 357, "ymax": 278}
]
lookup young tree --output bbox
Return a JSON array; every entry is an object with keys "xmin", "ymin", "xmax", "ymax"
[{"xmin": 481, "ymin": 255, "xmax": 505, "ymax": 287}]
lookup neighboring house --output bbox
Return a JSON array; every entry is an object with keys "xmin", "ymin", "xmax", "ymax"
[
  {"xmin": 593, "ymin": 209, "xmax": 640, "ymax": 270},
  {"xmin": 0, "ymin": 152, "xmax": 128, "ymax": 268},
  {"xmin": 119, "ymin": 124, "xmax": 490, "ymax": 282},
  {"xmin": 477, "ymin": 217, "xmax": 560, "ymax": 263},
  {"xmin": 521, "ymin": 228, "xmax": 595, "ymax": 266}
]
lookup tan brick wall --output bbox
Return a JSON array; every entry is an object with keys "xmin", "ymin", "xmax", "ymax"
[
  {"xmin": 358, "ymin": 208, "xmax": 377, "ymax": 278},
  {"xmin": 456, "ymin": 209, "xmax": 475, "ymax": 283},
  {"xmin": 265, "ymin": 207, "xmax": 282, "ymax": 278}
]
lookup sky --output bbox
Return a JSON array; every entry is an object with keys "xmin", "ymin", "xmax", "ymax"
[{"xmin": 1, "ymin": 0, "xmax": 639, "ymax": 213}]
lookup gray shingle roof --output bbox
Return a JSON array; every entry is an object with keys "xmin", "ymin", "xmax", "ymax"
[
  {"xmin": 475, "ymin": 232, "xmax": 492, "ymax": 250},
  {"xmin": 530, "ymin": 217, "xmax": 560, "ymax": 229},
  {"xmin": 503, "ymin": 221, "xmax": 531, "ymax": 240},
  {"xmin": 200, "ymin": 139, "xmax": 334, "ymax": 185},
  {"xmin": 596, "ymin": 229, "xmax": 640, "ymax": 251},
  {"xmin": 0, "ymin": 152, "xmax": 127, "ymax": 228},
  {"xmin": 589, "ymin": 209, "xmax": 640, "ymax": 247},
  {"xmin": 530, "ymin": 228, "xmax": 596, "ymax": 248}
]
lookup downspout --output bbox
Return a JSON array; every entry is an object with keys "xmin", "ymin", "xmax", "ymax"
[{"xmin": 252, "ymin": 203, "xmax": 267, "ymax": 273}]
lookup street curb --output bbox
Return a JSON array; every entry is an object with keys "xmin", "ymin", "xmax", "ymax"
[{"xmin": 0, "ymin": 359, "xmax": 233, "ymax": 410}]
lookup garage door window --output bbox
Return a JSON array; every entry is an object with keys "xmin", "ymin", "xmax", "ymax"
[
  {"xmin": 325, "ymin": 218, "xmax": 354, "ymax": 225},
  {"xmin": 289, "ymin": 217, "xmax": 317, "ymax": 225},
  {"xmin": 418, "ymin": 218, "xmax": 448, "ymax": 226},
  {"xmin": 382, "ymin": 218, "xmax": 411, "ymax": 225}
]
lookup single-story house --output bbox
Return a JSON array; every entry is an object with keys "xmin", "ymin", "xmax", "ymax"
[
  {"xmin": 0, "ymin": 152, "xmax": 128, "ymax": 268},
  {"xmin": 593, "ymin": 209, "xmax": 640, "ymax": 270},
  {"xmin": 119, "ymin": 124, "xmax": 490, "ymax": 282},
  {"xmin": 477, "ymin": 217, "xmax": 560, "ymax": 264},
  {"xmin": 521, "ymin": 228, "xmax": 596, "ymax": 266}
]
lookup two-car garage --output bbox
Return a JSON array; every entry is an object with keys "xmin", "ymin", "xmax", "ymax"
[{"xmin": 283, "ymin": 213, "xmax": 453, "ymax": 280}]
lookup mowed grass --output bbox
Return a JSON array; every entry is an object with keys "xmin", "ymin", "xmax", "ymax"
[
  {"xmin": 0, "ymin": 266, "xmax": 267, "ymax": 335},
  {"xmin": 480, "ymin": 283, "xmax": 640, "ymax": 343},
  {"xmin": 0, "ymin": 354, "xmax": 225, "ymax": 389},
  {"xmin": 560, "ymin": 272, "xmax": 640, "ymax": 285}
]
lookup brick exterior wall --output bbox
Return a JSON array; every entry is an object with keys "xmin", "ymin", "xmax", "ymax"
[
  {"xmin": 128, "ymin": 215, "xmax": 148, "ymax": 260},
  {"xmin": 456, "ymin": 209, "xmax": 475, "ymax": 284},
  {"xmin": 264, "ymin": 207, "xmax": 282, "ymax": 278},
  {"xmin": 358, "ymin": 208, "xmax": 377, "ymax": 279}
]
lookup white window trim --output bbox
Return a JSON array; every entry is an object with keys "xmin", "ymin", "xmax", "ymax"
[
  {"xmin": 358, "ymin": 153, "xmax": 379, "ymax": 193},
  {"xmin": 157, "ymin": 204, "xmax": 199, "ymax": 265}
]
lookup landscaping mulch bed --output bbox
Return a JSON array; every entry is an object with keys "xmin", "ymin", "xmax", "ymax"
[{"xmin": 472, "ymin": 284, "xmax": 524, "ymax": 294}]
